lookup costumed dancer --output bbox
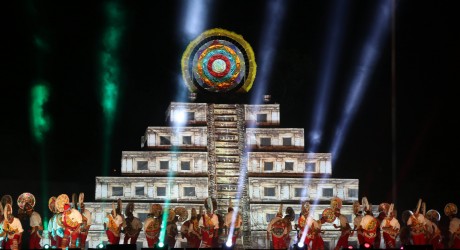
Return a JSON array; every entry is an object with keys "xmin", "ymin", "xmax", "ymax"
[
  {"xmin": 61, "ymin": 194, "xmax": 83, "ymax": 249},
  {"xmin": 311, "ymin": 215, "xmax": 328, "ymax": 250},
  {"xmin": 399, "ymin": 210, "xmax": 412, "ymax": 246},
  {"xmin": 18, "ymin": 192, "xmax": 43, "ymax": 249},
  {"xmin": 380, "ymin": 204, "xmax": 400, "ymax": 249},
  {"xmin": 283, "ymin": 207, "xmax": 295, "ymax": 248},
  {"xmin": 407, "ymin": 198, "xmax": 427, "ymax": 245},
  {"xmin": 2, "ymin": 203, "xmax": 24, "ymax": 250},
  {"xmin": 374, "ymin": 203, "xmax": 389, "ymax": 249},
  {"xmin": 47, "ymin": 197, "xmax": 58, "ymax": 248},
  {"xmin": 78, "ymin": 193, "xmax": 91, "ymax": 249},
  {"xmin": 104, "ymin": 199, "xmax": 124, "ymax": 245},
  {"xmin": 166, "ymin": 208, "xmax": 180, "ymax": 248},
  {"xmin": 332, "ymin": 197, "xmax": 350, "ymax": 250},
  {"xmin": 123, "ymin": 202, "xmax": 142, "ymax": 245},
  {"xmin": 296, "ymin": 201, "xmax": 313, "ymax": 248},
  {"xmin": 54, "ymin": 195, "xmax": 67, "ymax": 248},
  {"xmin": 173, "ymin": 207, "xmax": 188, "ymax": 248},
  {"xmin": 445, "ymin": 202, "xmax": 460, "ymax": 248},
  {"xmin": 143, "ymin": 204, "xmax": 162, "ymax": 248},
  {"xmin": 224, "ymin": 199, "xmax": 243, "ymax": 246},
  {"xmin": 267, "ymin": 204, "xmax": 289, "ymax": 249},
  {"xmin": 0, "ymin": 203, "xmax": 4, "ymax": 248},
  {"xmin": 199, "ymin": 197, "xmax": 219, "ymax": 248},
  {"xmin": 360, "ymin": 197, "xmax": 377, "ymax": 247},
  {"xmin": 351, "ymin": 200, "xmax": 364, "ymax": 246},
  {"xmin": 425, "ymin": 209, "xmax": 443, "ymax": 249},
  {"xmin": 182, "ymin": 207, "xmax": 201, "ymax": 248}
]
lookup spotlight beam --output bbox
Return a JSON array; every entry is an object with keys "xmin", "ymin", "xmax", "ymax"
[
  {"xmin": 100, "ymin": 1, "xmax": 124, "ymax": 176},
  {"xmin": 329, "ymin": 0, "xmax": 392, "ymax": 164},
  {"xmin": 251, "ymin": 0, "xmax": 286, "ymax": 104},
  {"xmin": 182, "ymin": 0, "xmax": 212, "ymax": 41},
  {"xmin": 308, "ymin": 0, "xmax": 349, "ymax": 153}
]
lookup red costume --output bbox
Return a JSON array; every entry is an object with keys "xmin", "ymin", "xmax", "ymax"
[
  {"xmin": 144, "ymin": 204, "xmax": 162, "ymax": 248},
  {"xmin": 407, "ymin": 213, "xmax": 427, "ymax": 245}
]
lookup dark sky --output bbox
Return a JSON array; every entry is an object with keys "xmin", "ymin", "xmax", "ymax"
[{"xmin": 3, "ymin": 0, "xmax": 460, "ymax": 218}]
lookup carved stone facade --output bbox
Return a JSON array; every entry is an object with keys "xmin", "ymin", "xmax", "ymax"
[{"xmin": 89, "ymin": 102, "xmax": 360, "ymax": 249}]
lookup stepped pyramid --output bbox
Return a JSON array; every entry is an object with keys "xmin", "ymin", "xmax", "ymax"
[{"xmin": 83, "ymin": 28, "xmax": 360, "ymax": 249}]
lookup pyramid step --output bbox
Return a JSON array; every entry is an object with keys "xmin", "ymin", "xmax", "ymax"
[
  {"xmin": 213, "ymin": 104, "xmax": 238, "ymax": 109},
  {"xmin": 215, "ymin": 148, "xmax": 240, "ymax": 155},
  {"xmin": 216, "ymin": 176, "xmax": 240, "ymax": 184},
  {"xmin": 215, "ymin": 128, "xmax": 238, "ymax": 134},
  {"xmin": 216, "ymin": 169, "xmax": 241, "ymax": 176},
  {"xmin": 214, "ymin": 121, "xmax": 237, "ymax": 128},
  {"xmin": 215, "ymin": 141, "xmax": 239, "ymax": 148},
  {"xmin": 216, "ymin": 162, "xmax": 240, "ymax": 169},
  {"xmin": 217, "ymin": 184, "xmax": 239, "ymax": 192}
]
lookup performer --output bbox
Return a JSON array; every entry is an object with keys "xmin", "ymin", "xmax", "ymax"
[
  {"xmin": 351, "ymin": 201, "xmax": 364, "ymax": 246},
  {"xmin": 123, "ymin": 202, "xmax": 142, "ymax": 245},
  {"xmin": 104, "ymin": 199, "xmax": 124, "ymax": 245},
  {"xmin": 46, "ymin": 197, "xmax": 58, "ymax": 248},
  {"xmin": 2, "ymin": 203, "xmax": 24, "ymax": 250},
  {"xmin": 78, "ymin": 193, "xmax": 91, "ymax": 249},
  {"xmin": 360, "ymin": 209, "xmax": 377, "ymax": 247},
  {"xmin": 311, "ymin": 216, "xmax": 327, "ymax": 250},
  {"xmin": 445, "ymin": 203, "xmax": 460, "ymax": 248},
  {"xmin": 24, "ymin": 202, "xmax": 43, "ymax": 249},
  {"xmin": 283, "ymin": 207, "xmax": 295, "ymax": 248},
  {"xmin": 224, "ymin": 199, "xmax": 243, "ymax": 246},
  {"xmin": 199, "ymin": 197, "xmax": 219, "ymax": 248},
  {"xmin": 407, "ymin": 199, "xmax": 427, "ymax": 245},
  {"xmin": 182, "ymin": 207, "xmax": 201, "ymax": 248},
  {"xmin": 165, "ymin": 209, "xmax": 178, "ymax": 247},
  {"xmin": 62, "ymin": 202, "xmax": 83, "ymax": 248},
  {"xmin": 267, "ymin": 204, "xmax": 290, "ymax": 249},
  {"xmin": 425, "ymin": 209, "xmax": 443, "ymax": 249},
  {"xmin": 332, "ymin": 197, "xmax": 350, "ymax": 250},
  {"xmin": 0, "ymin": 203, "xmax": 4, "ymax": 248},
  {"xmin": 143, "ymin": 204, "xmax": 162, "ymax": 248},
  {"xmin": 296, "ymin": 201, "xmax": 313, "ymax": 248},
  {"xmin": 380, "ymin": 204, "xmax": 400, "ymax": 249}
]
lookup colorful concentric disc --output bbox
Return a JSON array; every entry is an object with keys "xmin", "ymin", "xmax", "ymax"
[
  {"xmin": 322, "ymin": 208, "xmax": 336, "ymax": 223},
  {"xmin": 56, "ymin": 194, "xmax": 70, "ymax": 213},
  {"xmin": 182, "ymin": 28, "xmax": 257, "ymax": 94}
]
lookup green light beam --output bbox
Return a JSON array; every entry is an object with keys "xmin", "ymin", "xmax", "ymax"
[{"xmin": 100, "ymin": 1, "xmax": 124, "ymax": 176}]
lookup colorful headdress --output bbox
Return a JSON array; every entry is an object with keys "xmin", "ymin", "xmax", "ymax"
[
  {"xmin": 79, "ymin": 193, "xmax": 85, "ymax": 210},
  {"xmin": 17, "ymin": 192, "xmax": 36, "ymax": 210},
  {"xmin": 125, "ymin": 202, "xmax": 135, "ymax": 215},
  {"xmin": 167, "ymin": 208, "xmax": 176, "ymax": 222},
  {"xmin": 421, "ymin": 202, "xmax": 426, "ymax": 216},
  {"xmin": 330, "ymin": 197, "xmax": 342, "ymax": 210},
  {"xmin": 322, "ymin": 208, "xmax": 336, "ymax": 223},
  {"xmin": 444, "ymin": 203, "xmax": 458, "ymax": 216},
  {"xmin": 378, "ymin": 203, "xmax": 391, "ymax": 214},
  {"xmin": 301, "ymin": 201, "xmax": 310, "ymax": 215},
  {"xmin": 175, "ymin": 207, "xmax": 189, "ymax": 222},
  {"xmin": 56, "ymin": 194, "xmax": 69, "ymax": 213},
  {"xmin": 204, "ymin": 197, "xmax": 216, "ymax": 213},
  {"xmin": 150, "ymin": 204, "xmax": 163, "ymax": 216}
]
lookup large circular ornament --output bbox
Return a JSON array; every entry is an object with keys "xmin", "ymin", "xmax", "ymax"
[
  {"xmin": 17, "ymin": 192, "xmax": 36, "ymax": 210},
  {"xmin": 322, "ymin": 208, "xmax": 336, "ymax": 223},
  {"xmin": 182, "ymin": 28, "xmax": 256, "ymax": 94},
  {"xmin": 49, "ymin": 196, "xmax": 57, "ymax": 213}
]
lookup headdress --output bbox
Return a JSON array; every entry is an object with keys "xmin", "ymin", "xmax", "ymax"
[
  {"xmin": 426, "ymin": 209, "xmax": 441, "ymax": 222},
  {"xmin": 415, "ymin": 198, "xmax": 422, "ymax": 214},
  {"xmin": 125, "ymin": 202, "xmax": 135, "ymax": 215},
  {"xmin": 301, "ymin": 201, "xmax": 310, "ymax": 215},
  {"xmin": 150, "ymin": 204, "xmax": 163, "ymax": 217},
  {"xmin": 79, "ymin": 193, "xmax": 85, "ymax": 210},
  {"xmin": 49, "ymin": 196, "xmax": 57, "ymax": 213},
  {"xmin": 378, "ymin": 203, "xmax": 390, "ymax": 215},
  {"xmin": 167, "ymin": 208, "xmax": 176, "ymax": 222},
  {"xmin": 444, "ymin": 203, "xmax": 458, "ymax": 217},
  {"xmin": 353, "ymin": 201, "xmax": 361, "ymax": 215},
  {"xmin": 17, "ymin": 192, "xmax": 36, "ymax": 210},
  {"xmin": 388, "ymin": 203, "xmax": 394, "ymax": 216},
  {"xmin": 174, "ymin": 207, "xmax": 189, "ymax": 222},
  {"xmin": 204, "ymin": 197, "xmax": 216, "ymax": 213},
  {"xmin": 401, "ymin": 210, "xmax": 413, "ymax": 225},
  {"xmin": 285, "ymin": 207, "xmax": 295, "ymax": 221},
  {"xmin": 56, "ymin": 194, "xmax": 70, "ymax": 213},
  {"xmin": 1, "ymin": 195, "xmax": 13, "ymax": 208},
  {"xmin": 330, "ymin": 197, "xmax": 342, "ymax": 210},
  {"xmin": 421, "ymin": 202, "xmax": 426, "ymax": 216},
  {"xmin": 116, "ymin": 198, "xmax": 122, "ymax": 215},
  {"xmin": 277, "ymin": 203, "xmax": 283, "ymax": 217},
  {"xmin": 362, "ymin": 197, "xmax": 370, "ymax": 212},
  {"xmin": 322, "ymin": 208, "xmax": 336, "ymax": 223}
]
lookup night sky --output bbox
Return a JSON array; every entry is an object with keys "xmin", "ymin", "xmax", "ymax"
[{"xmin": 3, "ymin": 0, "xmax": 460, "ymax": 220}]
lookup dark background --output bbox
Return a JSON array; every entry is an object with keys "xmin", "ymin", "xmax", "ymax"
[{"xmin": 2, "ymin": 0, "xmax": 459, "ymax": 222}]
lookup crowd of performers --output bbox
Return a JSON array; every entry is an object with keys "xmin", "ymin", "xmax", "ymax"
[
  {"xmin": 265, "ymin": 197, "xmax": 460, "ymax": 250},
  {"xmin": 2, "ymin": 193, "xmax": 460, "ymax": 250}
]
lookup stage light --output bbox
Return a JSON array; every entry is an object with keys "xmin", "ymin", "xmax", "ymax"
[
  {"xmin": 294, "ymin": 241, "xmax": 306, "ymax": 250},
  {"xmin": 97, "ymin": 242, "xmax": 105, "ymax": 249},
  {"xmin": 43, "ymin": 244, "xmax": 50, "ymax": 249},
  {"xmin": 347, "ymin": 245, "xmax": 354, "ymax": 249},
  {"xmin": 329, "ymin": 0, "xmax": 391, "ymax": 164},
  {"xmin": 30, "ymin": 84, "xmax": 51, "ymax": 143},
  {"xmin": 222, "ymin": 240, "xmax": 233, "ymax": 250},
  {"xmin": 251, "ymin": 0, "xmax": 286, "ymax": 104},
  {"xmin": 181, "ymin": 0, "xmax": 212, "ymax": 41},
  {"xmin": 363, "ymin": 242, "xmax": 372, "ymax": 248}
]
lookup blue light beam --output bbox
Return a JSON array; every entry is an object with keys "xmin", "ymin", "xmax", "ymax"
[{"xmin": 329, "ymin": 0, "xmax": 392, "ymax": 163}]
